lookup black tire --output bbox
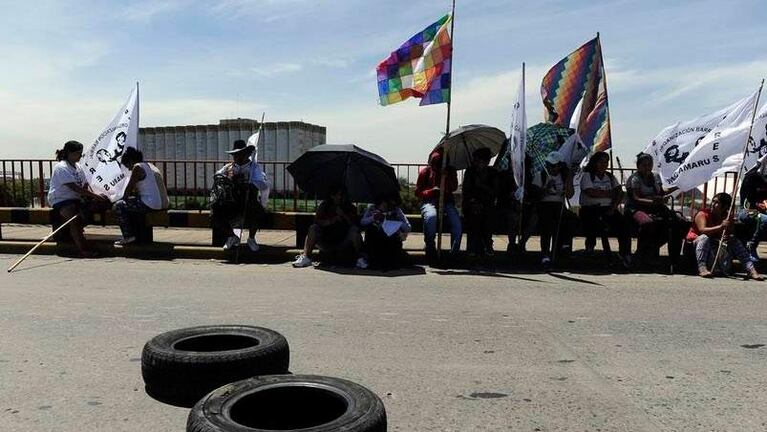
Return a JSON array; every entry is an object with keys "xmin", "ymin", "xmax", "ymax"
[
  {"xmin": 142, "ymin": 325, "xmax": 290, "ymax": 407},
  {"xmin": 187, "ymin": 375, "xmax": 387, "ymax": 432}
]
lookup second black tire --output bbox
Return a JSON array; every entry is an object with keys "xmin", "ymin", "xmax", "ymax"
[
  {"xmin": 188, "ymin": 375, "xmax": 387, "ymax": 432},
  {"xmin": 142, "ymin": 325, "xmax": 290, "ymax": 407}
]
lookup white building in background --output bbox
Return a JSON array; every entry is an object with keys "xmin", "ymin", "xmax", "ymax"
[{"xmin": 138, "ymin": 118, "xmax": 326, "ymax": 192}]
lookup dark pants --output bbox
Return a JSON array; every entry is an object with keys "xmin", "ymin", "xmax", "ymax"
[
  {"xmin": 465, "ymin": 203, "xmax": 494, "ymax": 255},
  {"xmin": 114, "ymin": 197, "xmax": 152, "ymax": 238},
  {"xmin": 364, "ymin": 227, "xmax": 406, "ymax": 269},
  {"xmin": 630, "ymin": 207, "xmax": 686, "ymax": 264},
  {"xmin": 580, "ymin": 206, "xmax": 631, "ymax": 257},
  {"xmin": 498, "ymin": 200, "xmax": 536, "ymax": 251},
  {"xmin": 537, "ymin": 201, "xmax": 576, "ymax": 258}
]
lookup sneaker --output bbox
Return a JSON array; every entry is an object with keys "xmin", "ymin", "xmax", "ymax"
[
  {"xmin": 292, "ymin": 254, "xmax": 312, "ymax": 268},
  {"xmin": 113, "ymin": 236, "xmax": 136, "ymax": 246},
  {"xmin": 541, "ymin": 256, "xmax": 552, "ymax": 268},
  {"xmin": 223, "ymin": 236, "xmax": 240, "ymax": 250},
  {"xmin": 356, "ymin": 256, "xmax": 369, "ymax": 269},
  {"xmin": 247, "ymin": 238, "xmax": 260, "ymax": 252}
]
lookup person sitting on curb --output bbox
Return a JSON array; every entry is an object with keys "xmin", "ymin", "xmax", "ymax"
[
  {"xmin": 47, "ymin": 140, "xmax": 111, "ymax": 257},
  {"xmin": 292, "ymin": 187, "xmax": 367, "ymax": 269},
  {"xmin": 415, "ymin": 148, "xmax": 462, "ymax": 259},
  {"xmin": 360, "ymin": 193, "xmax": 412, "ymax": 270},
  {"xmin": 211, "ymin": 139, "xmax": 270, "ymax": 252},
  {"xmin": 113, "ymin": 147, "xmax": 169, "ymax": 246},
  {"xmin": 686, "ymin": 192, "xmax": 763, "ymax": 280}
]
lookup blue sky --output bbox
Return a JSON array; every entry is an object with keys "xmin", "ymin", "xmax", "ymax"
[{"xmin": 0, "ymin": 0, "xmax": 765, "ymax": 164}]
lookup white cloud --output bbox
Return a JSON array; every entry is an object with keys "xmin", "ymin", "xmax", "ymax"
[
  {"xmin": 249, "ymin": 63, "xmax": 303, "ymax": 77},
  {"xmin": 122, "ymin": 1, "xmax": 182, "ymax": 22}
]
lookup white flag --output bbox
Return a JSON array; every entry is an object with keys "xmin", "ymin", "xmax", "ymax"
[
  {"xmin": 509, "ymin": 68, "xmax": 527, "ymax": 201},
  {"xmin": 644, "ymin": 96, "xmax": 746, "ymax": 187},
  {"xmin": 738, "ymin": 102, "xmax": 767, "ymax": 172},
  {"xmin": 662, "ymin": 90, "xmax": 759, "ymax": 191},
  {"xmin": 82, "ymin": 84, "xmax": 139, "ymax": 201}
]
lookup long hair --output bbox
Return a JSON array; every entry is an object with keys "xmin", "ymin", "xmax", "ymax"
[
  {"xmin": 55, "ymin": 141, "xmax": 83, "ymax": 161},
  {"xmin": 584, "ymin": 151, "xmax": 610, "ymax": 174}
]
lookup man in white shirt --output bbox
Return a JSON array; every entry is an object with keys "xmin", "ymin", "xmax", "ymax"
[{"xmin": 211, "ymin": 140, "xmax": 270, "ymax": 252}]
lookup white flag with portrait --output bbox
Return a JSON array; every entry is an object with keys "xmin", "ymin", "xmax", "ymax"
[
  {"xmin": 509, "ymin": 71, "xmax": 527, "ymax": 200},
  {"xmin": 733, "ymin": 102, "xmax": 767, "ymax": 172},
  {"xmin": 81, "ymin": 83, "xmax": 139, "ymax": 201}
]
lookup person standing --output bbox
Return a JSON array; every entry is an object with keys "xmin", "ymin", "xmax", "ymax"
[
  {"xmin": 47, "ymin": 141, "xmax": 110, "ymax": 257},
  {"xmin": 113, "ymin": 147, "xmax": 169, "ymax": 245},
  {"xmin": 415, "ymin": 149, "xmax": 462, "ymax": 259},
  {"xmin": 211, "ymin": 139, "xmax": 270, "ymax": 252}
]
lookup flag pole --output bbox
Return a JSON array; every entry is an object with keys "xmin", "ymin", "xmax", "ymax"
[
  {"xmin": 436, "ymin": 0, "xmax": 457, "ymax": 260},
  {"xmin": 595, "ymin": 33, "xmax": 615, "ymax": 174},
  {"xmin": 7, "ymin": 214, "xmax": 79, "ymax": 273},
  {"xmin": 711, "ymin": 79, "xmax": 765, "ymax": 274},
  {"xmin": 517, "ymin": 62, "xmax": 526, "ymax": 243}
]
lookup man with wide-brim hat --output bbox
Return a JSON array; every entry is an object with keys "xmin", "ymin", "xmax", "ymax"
[{"xmin": 211, "ymin": 139, "xmax": 270, "ymax": 252}]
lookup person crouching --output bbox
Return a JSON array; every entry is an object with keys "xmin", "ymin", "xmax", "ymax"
[
  {"xmin": 113, "ymin": 147, "xmax": 169, "ymax": 245},
  {"xmin": 211, "ymin": 139, "xmax": 270, "ymax": 252}
]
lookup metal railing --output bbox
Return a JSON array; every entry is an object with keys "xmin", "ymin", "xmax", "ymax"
[{"xmin": 0, "ymin": 158, "xmax": 740, "ymax": 216}]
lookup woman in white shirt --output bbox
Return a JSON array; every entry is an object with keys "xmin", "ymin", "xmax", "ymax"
[
  {"xmin": 531, "ymin": 151, "xmax": 576, "ymax": 267},
  {"xmin": 47, "ymin": 141, "xmax": 109, "ymax": 257},
  {"xmin": 113, "ymin": 147, "xmax": 169, "ymax": 245},
  {"xmin": 579, "ymin": 151, "xmax": 631, "ymax": 268}
]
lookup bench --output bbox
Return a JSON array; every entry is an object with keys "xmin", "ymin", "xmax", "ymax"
[{"xmin": 0, "ymin": 208, "xmax": 424, "ymax": 248}]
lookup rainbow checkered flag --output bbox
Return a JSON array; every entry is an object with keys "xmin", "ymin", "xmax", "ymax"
[
  {"xmin": 377, "ymin": 14, "xmax": 453, "ymax": 106},
  {"xmin": 541, "ymin": 36, "xmax": 611, "ymax": 151}
]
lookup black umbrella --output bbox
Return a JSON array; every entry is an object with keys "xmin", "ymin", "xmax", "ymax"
[
  {"xmin": 433, "ymin": 124, "xmax": 506, "ymax": 170},
  {"xmin": 287, "ymin": 144, "xmax": 400, "ymax": 202}
]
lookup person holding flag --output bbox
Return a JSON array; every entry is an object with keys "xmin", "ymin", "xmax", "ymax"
[
  {"xmin": 415, "ymin": 149, "xmax": 461, "ymax": 259},
  {"xmin": 211, "ymin": 139, "xmax": 270, "ymax": 252}
]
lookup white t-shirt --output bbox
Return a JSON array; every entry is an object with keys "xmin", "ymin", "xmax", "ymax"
[
  {"xmin": 580, "ymin": 172, "xmax": 618, "ymax": 207},
  {"xmin": 533, "ymin": 171, "xmax": 564, "ymax": 203},
  {"xmin": 135, "ymin": 162, "xmax": 169, "ymax": 210},
  {"xmin": 47, "ymin": 160, "xmax": 86, "ymax": 206}
]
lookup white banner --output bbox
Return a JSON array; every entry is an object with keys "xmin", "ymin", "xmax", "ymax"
[
  {"xmin": 667, "ymin": 91, "xmax": 758, "ymax": 191},
  {"xmin": 82, "ymin": 84, "xmax": 139, "ymax": 201},
  {"xmin": 729, "ymin": 102, "xmax": 767, "ymax": 173},
  {"xmin": 644, "ymin": 91, "xmax": 758, "ymax": 191},
  {"xmin": 509, "ymin": 69, "xmax": 527, "ymax": 201}
]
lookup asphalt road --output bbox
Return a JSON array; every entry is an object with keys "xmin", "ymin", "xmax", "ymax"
[{"xmin": 1, "ymin": 254, "xmax": 766, "ymax": 431}]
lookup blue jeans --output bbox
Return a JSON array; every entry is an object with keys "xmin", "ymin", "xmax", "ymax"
[
  {"xmin": 737, "ymin": 209, "xmax": 767, "ymax": 245},
  {"xmin": 421, "ymin": 202, "xmax": 462, "ymax": 253}
]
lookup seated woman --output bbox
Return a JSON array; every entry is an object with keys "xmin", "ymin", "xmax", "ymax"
[
  {"xmin": 625, "ymin": 152, "xmax": 686, "ymax": 264},
  {"xmin": 686, "ymin": 192, "xmax": 763, "ymax": 279},
  {"xmin": 360, "ymin": 194, "xmax": 412, "ymax": 270},
  {"xmin": 113, "ymin": 147, "xmax": 169, "ymax": 245},
  {"xmin": 462, "ymin": 148, "xmax": 497, "ymax": 257},
  {"xmin": 530, "ymin": 151, "xmax": 576, "ymax": 268},
  {"xmin": 579, "ymin": 151, "xmax": 632, "ymax": 268},
  {"xmin": 292, "ymin": 188, "xmax": 367, "ymax": 269},
  {"xmin": 47, "ymin": 141, "xmax": 110, "ymax": 257}
]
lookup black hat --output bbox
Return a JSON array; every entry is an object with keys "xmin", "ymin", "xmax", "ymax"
[{"xmin": 225, "ymin": 139, "xmax": 255, "ymax": 154}]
